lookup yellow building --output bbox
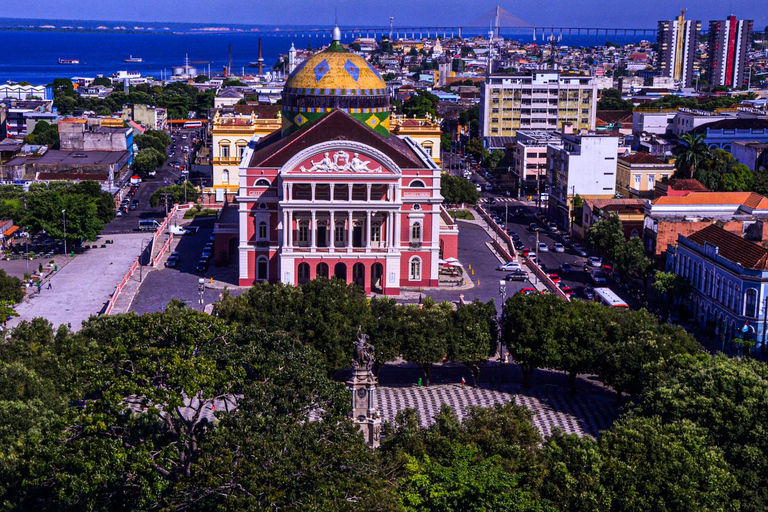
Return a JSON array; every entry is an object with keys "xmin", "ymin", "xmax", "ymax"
[
  {"xmin": 390, "ymin": 113, "xmax": 442, "ymax": 165},
  {"xmin": 616, "ymin": 152, "xmax": 675, "ymax": 199},
  {"xmin": 210, "ymin": 110, "xmax": 281, "ymax": 200}
]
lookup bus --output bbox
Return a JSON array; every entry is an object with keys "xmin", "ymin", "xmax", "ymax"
[
  {"xmin": 593, "ymin": 287, "xmax": 629, "ymax": 309},
  {"xmin": 183, "ymin": 120, "xmax": 203, "ymax": 129}
]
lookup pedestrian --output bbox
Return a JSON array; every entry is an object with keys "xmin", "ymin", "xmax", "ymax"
[
  {"xmin": 461, "ymin": 376, "xmax": 466, "ymax": 387},
  {"xmin": 47, "ymin": 282, "xmax": 52, "ymax": 290},
  {"xmin": 37, "ymin": 283, "xmax": 41, "ymax": 293}
]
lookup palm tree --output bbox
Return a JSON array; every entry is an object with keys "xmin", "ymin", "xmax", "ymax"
[{"xmin": 676, "ymin": 133, "xmax": 710, "ymax": 179}]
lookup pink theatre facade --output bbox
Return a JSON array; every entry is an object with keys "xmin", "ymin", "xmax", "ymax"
[{"xmin": 236, "ymin": 141, "xmax": 458, "ymax": 295}]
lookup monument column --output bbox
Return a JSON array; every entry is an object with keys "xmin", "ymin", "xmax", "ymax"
[{"xmin": 346, "ymin": 328, "xmax": 382, "ymax": 448}]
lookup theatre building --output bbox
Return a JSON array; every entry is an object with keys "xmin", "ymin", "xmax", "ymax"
[{"xmin": 216, "ymin": 27, "xmax": 458, "ymax": 294}]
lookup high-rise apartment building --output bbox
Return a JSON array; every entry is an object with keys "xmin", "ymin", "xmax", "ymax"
[
  {"xmin": 657, "ymin": 10, "xmax": 701, "ymax": 87},
  {"xmin": 707, "ymin": 16, "xmax": 752, "ymax": 88},
  {"xmin": 479, "ymin": 72, "xmax": 596, "ymax": 138}
]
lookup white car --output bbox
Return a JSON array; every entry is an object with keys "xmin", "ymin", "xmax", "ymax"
[
  {"xmin": 498, "ymin": 261, "xmax": 522, "ymax": 272},
  {"xmin": 588, "ymin": 256, "xmax": 602, "ymax": 268},
  {"xmin": 538, "ymin": 242, "xmax": 549, "ymax": 252},
  {"xmin": 553, "ymin": 242, "xmax": 565, "ymax": 253}
]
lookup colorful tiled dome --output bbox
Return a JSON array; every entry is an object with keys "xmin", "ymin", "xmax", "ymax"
[{"xmin": 281, "ymin": 26, "xmax": 390, "ymax": 137}]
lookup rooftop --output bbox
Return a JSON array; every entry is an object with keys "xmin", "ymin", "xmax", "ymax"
[
  {"xmin": 5, "ymin": 150, "xmax": 128, "ymax": 167},
  {"xmin": 248, "ymin": 110, "xmax": 426, "ymax": 169},
  {"xmin": 652, "ymin": 191, "xmax": 768, "ymax": 210},
  {"xmin": 685, "ymin": 224, "xmax": 768, "ymax": 270},
  {"xmin": 693, "ymin": 118, "xmax": 768, "ymax": 134},
  {"xmin": 618, "ymin": 152, "xmax": 669, "ymax": 165}
]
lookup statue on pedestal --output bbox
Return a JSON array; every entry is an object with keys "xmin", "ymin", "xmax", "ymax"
[{"xmin": 347, "ymin": 326, "xmax": 381, "ymax": 448}]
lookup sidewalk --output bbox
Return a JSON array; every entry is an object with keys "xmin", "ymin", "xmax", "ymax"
[{"xmin": 8, "ymin": 233, "xmax": 148, "ymax": 331}]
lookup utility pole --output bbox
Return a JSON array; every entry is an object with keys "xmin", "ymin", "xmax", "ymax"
[
  {"xmin": 160, "ymin": 192, "xmax": 172, "ymax": 216},
  {"xmin": 61, "ymin": 209, "xmax": 67, "ymax": 256}
]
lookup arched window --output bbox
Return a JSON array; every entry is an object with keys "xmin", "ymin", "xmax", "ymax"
[
  {"xmin": 410, "ymin": 180, "xmax": 426, "ymax": 188},
  {"xmin": 745, "ymin": 289, "xmax": 757, "ymax": 317},
  {"xmin": 236, "ymin": 139, "xmax": 248, "ymax": 159},
  {"xmin": 255, "ymin": 178, "xmax": 271, "ymax": 187},
  {"xmin": 298, "ymin": 262, "xmax": 310, "ymax": 285},
  {"xmin": 221, "ymin": 169, "xmax": 230, "ymax": 184},
  {"xmin": 715, "ymin": 276, "xmax": 721, "ymax": 302},
  {"xmin": 258, "ymin": 221, "xmax": 267, "ymax": 240},
  {"xmin": 421, "ymin": 141, "xmax": 434, "ymax": 156},
  {"xmin": 256, "ymin": 256, "xmax": 268, "ymax": 281},
  {"xmin": 409, "ymin": 257, "xmax": 421, "ymax": 281},
  {"xmin": 317, "ymin": 262, "xmax": 329, "ymax": 279},
  {"xmin": 219, "ymin": 139, "xmax": 231, "ymax": 158},
  {"xmin": 411, "ymin": 222, "xmax": 421, "ymax": 241}
]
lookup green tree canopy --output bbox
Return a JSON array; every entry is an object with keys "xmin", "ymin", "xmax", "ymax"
[
  {"xmin": 597, "ymin": 88, "xmax": 634, "ymax": 110},
  {"xmin": 441, "ymin": 173, "xmax": 479, "ymax": 204}
]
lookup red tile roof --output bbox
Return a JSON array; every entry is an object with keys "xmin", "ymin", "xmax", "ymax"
[
  {"xmin": 248, "ymin": 110, "xmax": 426, "ymax": 169},
  {"xmin": 686, "ymin": 225, "xmax": 768, "ymax": 270},
  {"xmin": 619, "ymin": 152, "xmax": 668, "ymax": 165},
  {"xmin": 652, "ymin": 191, "xmax": 768, "ymax": 209},
  {"xmin": 666, "ymin": 179, "xmax": 710, "ymax": 192}
]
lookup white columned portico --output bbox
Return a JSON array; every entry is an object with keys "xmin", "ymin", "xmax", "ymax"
[
  {"xmin": 393, "ymin": 211, "xmax": 401, "ymax": 248},
  {"xmin": 365, "ymin": 210, "xmax": 372, "ymax": 250},
  {"xmin": 347, "ymin": 210, "xmax": 353, "ymax": 249},
  {"xmin": 386, "ymin": 211, "xmax": 393, "ymax": 249},
  {"xmin": 366, "ymin": 183, "xmax": 372, "ymax": 202},
  {"xmin": 310, "ymin": 210, "xmax": 317, "ymax": 249},
  {"xmin": 287, "ymin": 210, "xmax": 293, "ymax": 248},
  {"xmin": 330, "ymin": 210, "xmax": 335, "ymax": 249},
  {"xmin": 311, "ymin": 183, "xmax": 316, "ymax": 203}
]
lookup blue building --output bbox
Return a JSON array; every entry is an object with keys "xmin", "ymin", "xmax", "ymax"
[
  {"xmin": 667, "ymin": 224, "xmax": 768, "ymax": 349},
  {"xmin": 692, "ymin": 118, "xmax": 768, "ymax": 152}
]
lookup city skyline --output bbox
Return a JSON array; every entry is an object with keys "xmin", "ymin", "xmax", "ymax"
[{"xmin": 12, "ymin": 0, "xmax": 767, "ymax": 29}]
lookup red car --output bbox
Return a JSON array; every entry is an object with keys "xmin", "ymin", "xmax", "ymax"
[
  {"xmin": 547, "ymin": 273, "xmax": 561, "ymax": 283},
  {"xmin": 559, "ymin": 285, "xmax": 574, "ymax": 297},
  {"xmin": 519, "ymin": 287, "xmax": 539, "ymax": 296},
  {"xmin": 521, "ymin": 247, "xmax": 531, "ymax": 257}
]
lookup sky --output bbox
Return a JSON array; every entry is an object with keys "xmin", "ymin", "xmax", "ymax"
[{"xmin": 13, "ymin": 0, "xmax": 767, "ymax": 29}]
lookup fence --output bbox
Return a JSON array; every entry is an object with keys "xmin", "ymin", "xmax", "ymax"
[{"xmin": 103, "ymin": 257, "xmax": 140, "ymax": 315}]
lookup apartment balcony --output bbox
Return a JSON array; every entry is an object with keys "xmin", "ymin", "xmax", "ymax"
[{"xmin": 212, "ymin": 157, "xmax": 242, "ymax": 166}]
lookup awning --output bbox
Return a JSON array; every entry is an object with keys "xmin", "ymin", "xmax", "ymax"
[{"xmin": 3, "ymin": 225, "xmax": 19, "ymax": 237}]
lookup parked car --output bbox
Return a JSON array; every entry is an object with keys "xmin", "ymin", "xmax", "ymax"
[
  {"xmin": 547, "ymin": 273, "xmax": 562, "ymax": 283},
  {"xmin": 538, "ymin": 242, "xmax": 549, "ymax": 252},
  {"xmin": 498, "ymin": 261, "xmax": 522, "ymax": 272},
  {"xmin": 588, "ymin": 256, "xmax": 602, "ymax": 268},
  {"xmin": 519, "ymin": 287, "xmax": 539, "ymax": 296},
  {"xmin": 573, "ymin": 244, "xmax": 588, "ymax": 257},
  {"xmin": 547, "ymin": 223, "xmax": 558, "ymax": 233},
  {"xmin": 553, "ymin": 242, "xmax": 565, "ymax": 253},
  {"xmin": 505, "ymin": 270, "xmax": 528, "ymax": 281},
  {"xmin": 560, "ymin": 262, "xmax": 572, "ymax": 273},
  {"xmin": 559, "ymin": 285, "xmax": 575, "ymax": 297},
  {"xmin": 583, "ymin": 285, "xmax": 595, "ymax": 299},
  {"xmin": 165, "ymin": 254, "xmax": 180, "ymax": 268},
  {"xmin": 590, "ymin": 270, "xmax": 608, "ymax": 285},
  {"xmin": 488, "ymin": 197, "xmax": 497, "ymax": 204},
  {"xmin": 196, "ymin": 259, "xmax": 210, "ymax": 272},
  {"xmin": 201, "ymin": 248, "xmax": 213, "ymax": 259},
  {"xmin": 514, "ymin": 240, "xmax": 524, "ymax": 250},
  {"xmin": 529, "ymin": 223, "xmax": 540, "ymax": 232}
]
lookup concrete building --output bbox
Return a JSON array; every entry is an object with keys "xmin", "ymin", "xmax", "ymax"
[
  {"xmin": 707, "ymin": 16, "xmax": 753, "ymax": 88},
  {"xmin": 616, "ymin": 152, "xmax": 675, "ymax": 199},
  {"xmin": 480, "ymin": 71, "xmax": 596, "ymax": 138},
  {"xmin": 509, "ymin": 130, "xmax": 563, "ymax": 199},
  {"xmin": 642, "ymin": 191, "xmax": 768, "ymax": 258},
  {"xmin": 3, "ymin": 149, "xmax": 131, "ymax": 192},
  {"xmin": 657, "ymin": 10, "xmax": 701, "ymax": 87},
  {"xmin": 633, "ymin": 109, "xmax": 676, "ymax": 136},
  {"xmin": 667, "ymin": 225, "xmax": 768, "ymax": 348},
  {"xmin": 210, "ymin": 109, "xmax": 282, "ymax": 201},
  {"xmin": 389, "ymin": 114, "xmax": 442, "ymax": 165},
  {"xmin": 58, "ymin": 120, "xmax": 134, "ymax": 162},
  {"xmin": 672, "ymin": 108, "xmax": 735, "ymax": 137},
  {"xmin": 547, "ymin": 131, "xmax": 620, "ymax": 230},
  {"xmin": 731, "ymin": 141, "xmax": 768, "ymax": 171},
  {"xmin": 1, "ymin": 99, "xmax": 55, "ymax": 139},
  {"xmin": 122, "ymin": 104, "xmax": 168, "ymax": 131}
]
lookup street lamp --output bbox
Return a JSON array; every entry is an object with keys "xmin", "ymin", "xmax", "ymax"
[
  {"xmin": 198, "ymin": 278, "xmax": 205, "ymax": 308},
  {"xmin": 61, "ymin": 210, "xmax": 67, "ymax": 256}
]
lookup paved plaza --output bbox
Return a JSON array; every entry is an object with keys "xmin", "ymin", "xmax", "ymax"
[
  {"xmin": 4, "ymin": 233, "xmax": 149, "ymax": 331},
  {"xmin": 378, "ymin": 383, "xmax": 617, "ymax": 438}
]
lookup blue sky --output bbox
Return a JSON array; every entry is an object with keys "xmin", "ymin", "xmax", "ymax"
[{"xmin": 16, "ymin": 0, "xmax": 767, "ymax": 29}]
